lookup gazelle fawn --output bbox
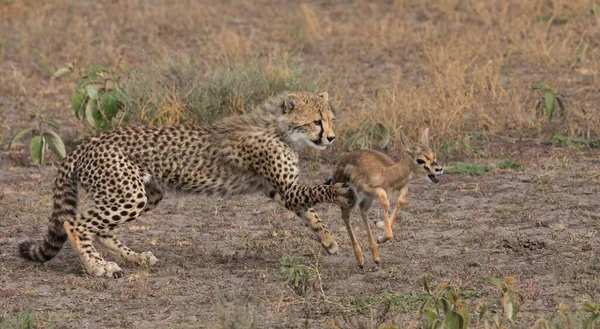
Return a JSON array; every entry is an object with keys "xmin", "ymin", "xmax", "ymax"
[{"xmin": 328, "ymin": 128, "xmax": 443, "ymax": 268}]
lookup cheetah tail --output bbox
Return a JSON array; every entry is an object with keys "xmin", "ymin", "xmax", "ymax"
[{"xmin": 18, "ymin": 160, "xmax": 78, "ymax": 263}]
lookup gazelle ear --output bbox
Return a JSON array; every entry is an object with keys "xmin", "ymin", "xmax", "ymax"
[
  {"xmin": 317, "ymin": 92, "xmax": 329, "ymax": 103},
  {"xmin": 398, "ymin": 127, "xmax": 414, "ymax": 154},
  {"xmin": 283, "ymin": 94, "xmax": 301, "ymax": 113},
  {"xmin": 420, "ymin": 128, "xmax": 430, "ymax": 147}
]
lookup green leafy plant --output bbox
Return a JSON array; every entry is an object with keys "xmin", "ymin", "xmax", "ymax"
[
  {"xmin": 532, "ymin": 82, "xmax": 566, "ymax": 124},
  {"xmin": 55, "ymin": 61, "xmax": 129, "ymax": 131},
  {"xmin": 445, "ymin": 163, "xmax": 493, "ymax": 176},
  {"xmin": 534, "ymin": 302, "xmax": 600, "ymax": 329},
  {"xmin": 346, "ymin": 119, "xmax": 391, "ymax": 151},
  {"xmin": 496, "ymin": 159, "xmax": 524, "ymax": 171},
  {"xmin": 552, "ymin": 135, "xmax": 599, "ymax": 151},
  {"xmin": 480, "ymin": 276, "xmax": 523, "ymax": 328},
  {"xmin": 8, "ymin": 111, "xmax": 66, "ymax": 166},
  {"xmin": 419, "ymin": 279, "xmax": 470, "ymax": 329},
  {"xmin": 277, "ymin": 257, "xmax": 319, "ymax": 296}
]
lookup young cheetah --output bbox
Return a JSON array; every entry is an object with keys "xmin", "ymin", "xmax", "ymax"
[{"xmin": 19, "ymin": 91, "xmax": 356, "ymax": 278}]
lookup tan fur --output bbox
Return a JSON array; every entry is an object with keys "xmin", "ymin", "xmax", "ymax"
[
  {"xmin": 330, "ymin": 128, "xmax": 443, "ymax": 268},
  {"xmin": 19, "ymin": 91, "xmax": 357, "ymax": 278}
]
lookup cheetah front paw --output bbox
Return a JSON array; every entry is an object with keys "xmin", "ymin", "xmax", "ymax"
[
  {"xmin": 333, "ymin": 182, "xmax": 357, "ymax": 208},
  {"xmin": 138, "ymin": 251, "xmax": 158, "ymax": 266}
]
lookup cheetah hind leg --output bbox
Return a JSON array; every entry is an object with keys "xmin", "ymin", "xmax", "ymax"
[
  {"xmin": 64, "ymin": 220, "xmax": 123, "ymax": 278},
  {"xmin": 143, "ymin": 180, "xmax": 164, "ymax": 213},
  {"xmin": 96, "ymin": 232, "xmax": 158, "ymax": 267}
]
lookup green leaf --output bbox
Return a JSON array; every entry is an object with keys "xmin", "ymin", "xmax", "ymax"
[
  {"xmin": 119, "ymin": 63, "xmax": 131, "ymax": 77},
  {"xmin": 85, "ymin": 65, "xmax": 109, "ymax": 76},
  {"xmin": 29, "ymin": 135, "xmax": 45, "ymax": 165},
  {"xmin": 72, "ymin": 91, "xmax": 87, "ymax": 120},
  {"xmin": 100, "ymin": 94, "xmax": 119, "ymax": 120},
  {"xmin": 85, "ymin": 100, "xmax": 97, "ymax": 128},
  {"xmin": 441, "ymin": 298, "xmax": 451, "ymax": 313},
  {"xmin": 582, "ymin": 302, "xmax": 600, "ymax": 313},
  {"xmin": 570, "ymin": 143, "xmax": 583, "ymax": 152},
  {"xmin": 425, "ymin": 309, "xmax": 439, "ymax": 326},
  {"xmin": 459, "ymin": 307, "xmax": 471, "ymax": 329},
  {"xmin": 545, "ymin": 92, "xmax": 555, "ymax": 122},
  {"xmin": 85, "ymin": 84, "xmax": 99, "ymax": 100},
  {"xmin": 503, "ymin": 298, "xmax": 514, "ymax": 320},
  {"xmin": 76, "ymin": 75, "xmax": 101, "ymax": 91},
  {"xmin": 8, "ymin": 127, "xmax": 34, "ymax": 150},
  {"xmin": 42, "ymin": 119, "xmax": 60, "ymax": 129},
  {"xmin": 532, "ymin": 82, "xmax": 552, "ymax": 91},
  {"xmin": 483, "ymin": 277, "xmax": 503, "ymax": 289},
  {"xmin": 42, "ymin": 131, "xmax": 66, "ymax": 159},
  {"xmin": 53, "ymin": 67, "xmax": 73, "ymax": 79},
  {"xmin": 444, "ymin": 310, "xmax": 462, "ymax": 329},
  {"xmin": 424, "ymin": 277, "xmax": 432, "ymax": 295},
  {"xmin": 479, "ymin": 302, "xmax": 491, "ymax": 319}
]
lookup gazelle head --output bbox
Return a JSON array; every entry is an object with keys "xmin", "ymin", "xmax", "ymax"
[{"xmin": 399, "ymin": 127, "xmax": 443, "ymax": 184}]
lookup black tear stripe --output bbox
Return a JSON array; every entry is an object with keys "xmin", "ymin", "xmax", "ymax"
[{"xmin": 317, "ymin": 120, "xmax": 323, "ymax": 142}]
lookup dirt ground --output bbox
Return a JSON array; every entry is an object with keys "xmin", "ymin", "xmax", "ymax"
[
  {"xmin": 2, "ymin": 1, "xmax": 600, "ymax": 327},
  {"xmin": 1, "ymin": 144, "xmax": 599, "ymax": 328}
]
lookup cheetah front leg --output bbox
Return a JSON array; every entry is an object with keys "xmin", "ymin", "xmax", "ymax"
[
  {"xmin": 297, "ymin": 208, "xmax": 339, "ymax": 254},
  {"xmin": 279, "ymin": 183, "xmax": 356, "ymax": 255}
]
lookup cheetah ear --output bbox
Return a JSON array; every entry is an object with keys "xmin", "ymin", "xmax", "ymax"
[
  {"xmin": 317, "ymin": 92, "xmax": 329, "ymax": 103},
  {"xmin": 283, "ymin": 94, "xmax": 301, "ymax": 114}
]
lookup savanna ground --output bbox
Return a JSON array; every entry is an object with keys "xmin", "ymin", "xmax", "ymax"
[{"xmin": 1, "ymin": 0, "xmax": 600, "ymax": 328}]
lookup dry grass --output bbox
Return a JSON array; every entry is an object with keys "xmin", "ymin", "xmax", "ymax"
[{"xmin": 2, "ymin": 0, "xmax": 600, "ymax": 150}]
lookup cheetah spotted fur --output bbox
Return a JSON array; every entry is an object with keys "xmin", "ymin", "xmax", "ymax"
[{"xmin": 19, "ymin": 92, "xmax": 356, "ymax": 278}]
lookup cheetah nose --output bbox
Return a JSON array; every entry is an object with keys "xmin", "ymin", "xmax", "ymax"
[
  {"xmin": 435, "ymin": 168, "xmax": 443, "ymax": 173},
  {"xmin": 327, "ymin": 136, "xmax": 335, "ymax": 143}
]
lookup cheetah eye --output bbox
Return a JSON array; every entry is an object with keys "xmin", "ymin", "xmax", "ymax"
[
  {"xmin": 416, "ymin": 159, "xmax": 426, "ymax": 165},
  {"xmin": 313, "ymin": 120, "xmax": 322, "ymax": 126}
]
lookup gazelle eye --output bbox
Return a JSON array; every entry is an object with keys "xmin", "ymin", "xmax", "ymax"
[
  {"xmin": 416, "ymin": 159, "xmax": 426, "ymax": 165},
  {"xmin": 314, "ymin": 120, "xmax": 322, "ymax": 125}
]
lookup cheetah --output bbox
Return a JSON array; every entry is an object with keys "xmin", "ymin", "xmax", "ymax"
[{"xmin": 19, "ymin": 91, "xmax": 356, "ymax": 278}]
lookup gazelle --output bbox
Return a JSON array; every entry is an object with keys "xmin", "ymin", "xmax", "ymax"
[{"xmin": 327, "ymin": 128, "xmax": 443, "ymax": 268}]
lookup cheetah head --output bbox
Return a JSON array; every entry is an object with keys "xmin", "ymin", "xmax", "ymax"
[{"xmin": 282, "ymin": 91, "xmax": 336, "ymax": 150}]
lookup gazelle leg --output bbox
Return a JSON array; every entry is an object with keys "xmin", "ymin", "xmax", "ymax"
[
  {"xmin": 341, "ymin": 206, "xmax": 364, "ymax": 269},
  {"xmin": 358, "ymin": 198, "xmax": 380, "ymax": 264}
]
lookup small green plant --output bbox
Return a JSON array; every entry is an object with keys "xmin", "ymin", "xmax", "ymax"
[
  {"xmin": 345, "ymin": 291, "xmax": 428, "ymax": 315},
  {"xmin": 532, "ymin": 82, "xmax": 567, "ymax": 124},
  {"xmin": 535, "ymin": 302, "xmax": 600, "ymax": 329},
  {"xmin": 55, "ymin": 61, "xmax": 128, "ymax": 131},
  {"xmin": 277, "ymin": 256, "xmax": 319, "ymax": 296},
  {"xmin": 418, "ymin": 279, "xmax": 470, "ymax": 329},
  {"xmin": 8, "ymin": 111, "xmax": 66, "ymax": 165},
  {"xmin": 446, "ymin": 163, "xmax": 493, "ymax": 176},
  {"xmin": 552, "ymin": 135, "xmax": 599, "ymax": 151},
  {"xmin": 345, "ymin": 118, "xmax": 391, "ymax": 150},
  {"xmin": 0, "ymin": 305, "xmax": 43, "ymax": 329},
  {"xmin": 480, "ymin": 276, "xmax": 523, "ymax": 328},
  {"xmin": 496, "ymin": 159, "xmax": 524, "ymax": 171}
]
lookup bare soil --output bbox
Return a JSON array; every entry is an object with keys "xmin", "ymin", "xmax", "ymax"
[{"xmin": 1, "ymin": 146, "xmax": 599, "ymax": 328}]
